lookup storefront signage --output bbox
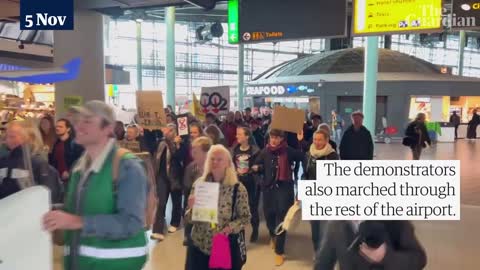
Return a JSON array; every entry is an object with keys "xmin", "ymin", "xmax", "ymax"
[
  {"xmin": 64, "ymin": 96, "xmax": 83, "ymax": 110},
  {"xmin": 353, "ymin": 0, "xmax": 443, "ymax": 36},
  {"xmin": 246, "ymin": 84, "xmax": 317, "ymax": 96},
  {"xmin": 452, "ymin": 0, "xmax": 480, "ymax": 29}
]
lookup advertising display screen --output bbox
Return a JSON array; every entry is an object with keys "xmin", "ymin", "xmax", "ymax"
[
  {"xmin": 228, "ymin": 0, "xmax": 347, "ymax": 44},
  {"xmin": 353, "ymin": 0, "xmax": 443, "ymax": 36},
  {"xmin": 451, "ymin": 0, "xmax": 480, "ymax": 29}
]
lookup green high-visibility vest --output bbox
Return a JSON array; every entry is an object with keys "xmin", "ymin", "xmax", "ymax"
[{"xmin": 63, "ymin": 149, "xmax": 147, "ymax": 270}]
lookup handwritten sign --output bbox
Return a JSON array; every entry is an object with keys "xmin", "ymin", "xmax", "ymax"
[
  {"xmin": 177, "ymin": 114, "xmax": 189, "ymax": 137},
  {"xmin": 192, "ymin": 182, "xmax": 220, "ymax": 224},
  {"xmin": 270, "ymin": 106, "xmax": 305, "ymax": 134},
  {"xmin": 200, "ymin": 86, "xmax": 230, "ymax": 115},
  {"xmin": 136, "ymin": 91, "xmax": 166, "ymax": 130}
]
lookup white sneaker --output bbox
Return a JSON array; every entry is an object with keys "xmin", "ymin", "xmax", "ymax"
[
  {"xmin": 150, "ymin": 233, "xmax": 165, "ymax": 241},
  {"xmin": 168, "ymin": 226, "xmax": 178, "ymax": 233}
]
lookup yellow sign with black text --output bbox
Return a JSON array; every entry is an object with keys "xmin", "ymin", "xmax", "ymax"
[{"xmin": 353, "ymin": 0, "xmax": 443, "ymax": 35}]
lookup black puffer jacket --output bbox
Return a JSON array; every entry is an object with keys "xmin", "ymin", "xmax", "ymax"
[
  {"xmin": 0, "ymin": 145, "xmax": 58, "ymax": 200},
  {"xmin": 339, "ymin": 125, "xmax": 374, "ymax": 160},
  {"xmin": 254, "ymin": 146, "xmax": 304, "ymax": 189},
  {"xmin": 303, "ymin": 151, "xmax": 339, "ymax": 180}
]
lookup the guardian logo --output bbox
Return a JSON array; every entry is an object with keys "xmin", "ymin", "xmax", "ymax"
[
  {"xmin": 20, "ymin": 0, "xmax": 73, "ymax": 30},
  {"xmin": 246, "ymin": 85, "xmax": 286, "ymax": 96}
]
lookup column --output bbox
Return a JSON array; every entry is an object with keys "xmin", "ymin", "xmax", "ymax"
[
  {"xmin": 165, "ymin": 6, "xmax": 176, "ymax": 108},
  {"xmin": 458, "ymin": 30, "xmax": 466, "ymax": 76},
  {"xmin": 362, "ymin": 36, "xmax": 379, "ymax": 136},
  {"xmin": 54, "ymin": 9, "xmax": 105, "ymax": 116},
  {"xmin": 237, "ymin": 44, "xmax": 245, "ymax": 110},
  {"xmin": 136, "ymin": 20, "xmax": 143, "ymax": 91}
]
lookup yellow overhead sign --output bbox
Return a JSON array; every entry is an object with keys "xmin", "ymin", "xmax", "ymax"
[{"xmin": 353, "ymin": 0, "xmax": 443, "ymax": 35}]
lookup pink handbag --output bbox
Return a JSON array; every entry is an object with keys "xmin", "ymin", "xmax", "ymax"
[{"xmin": 209, "ymin": 234, "xmax": 232, "ymax": 269}]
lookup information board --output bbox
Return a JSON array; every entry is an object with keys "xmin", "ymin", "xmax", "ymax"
[
  {"xmin": 353, "ymin": 0, "xmax": 443, "ymax": 36},
  {"xmin": 228, "ymin": 0, "xmax": 347, "ymax": 44}
]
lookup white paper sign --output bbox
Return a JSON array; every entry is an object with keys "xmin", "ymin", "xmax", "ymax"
[
  {"xmin": 177, "ymin": 114, "xmax": 189, "ymax": 137},
  {"xmin": 0, "ymin": 186, "xmax": 52, "ymax": 270},
  {"xmin": 192, "ymin": 182, "xmax": 220, "ymax": 223},
  {"xmin": 200, "ymin": 86, "xmax": 230, "ymax": 115}
]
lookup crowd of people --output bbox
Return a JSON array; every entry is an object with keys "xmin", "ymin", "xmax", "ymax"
[{"xmin": 0, "ymin": 100, "xmax": 432, "ymax": 270}]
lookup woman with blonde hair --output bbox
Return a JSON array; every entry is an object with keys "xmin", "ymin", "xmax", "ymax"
[
  {"xmin": 39, "ymin": 115, "xmax": 56, "ymax": 153},
  {"xmin": 185, "ymin": 144, "xmax": 251, "ymax": 270}
]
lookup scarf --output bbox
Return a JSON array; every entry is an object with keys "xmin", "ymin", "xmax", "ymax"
[
  {"xmin": 267, "ymin": 141, "xmax": 291, "ymax": 181},
  {"xmin": 309, "ymin": 143, "xmax": 334, "ymax": 158}
]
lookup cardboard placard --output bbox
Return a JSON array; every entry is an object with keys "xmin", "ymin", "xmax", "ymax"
[
  {"xmin": 118, "ymin": 140, "xmax": 141, "ymax": 153},
  {"xmin": 136, "ymin": 91, "xmax": 166, "ymax": 130},
  {"xmin": 200, "ymin": 86, "xmax": 230, "ymax": 115},
  {"xmin": 270, "ymin": 106, "xmax": 305, "ymax": 134},
  {"xmin": 177, "ymin": 113, "xmax": 189, "ymax": 137}
]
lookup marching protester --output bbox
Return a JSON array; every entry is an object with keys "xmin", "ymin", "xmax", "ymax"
[
  {"xmin": 302, "ymin": 129, "xmax": 339, "ymax": 257},
  {"xmin": 39, "ymin": 115, "xmax": 56, "ymax": 154},
  {"xmin": 234, "ymin": 111, "xmax": 244, "ymax": 126},
  {"xmin": 182, "ymin": 136, "xmax": 213, "ymax": 246},
  {"xmin": 314, "ymin": 221, "xmax": 427, "ymax": 270},
  {"xmin": 151, "ymin": 123, "xmax": 187, "ymax": 241},
  {"xmin": 121, "ymin": 125, "xmax": 149, "ymax": 153},
  {"xmin": 221, "ymin": 112, "xmax": 237, "ymax": 147},
  {"xmin": 185, "ymin": 145, "xmax": 251, "ymax": 270},
  {"xmin": 339, "ymin": 111, "xmax": 374, "ymax": 160},
  {"xmin": 114, "ymin": 120, "xmax": 126, "ymax": 141},
  {"xmin": 189, "ymin": 122, "xmax": 205, "ymax": 141},
  {"xmin": 250, "ymin": 118, "xmax": 265, "ymax": 149},
  {"xmin": 253, "ymin": 128, "xmax": 304, "ymax": 266},
  {"xmin": 404, "ymin": 113, "xmax": 431, "ymax": 160},
  {"xmin": 43, "ymin": 100, "xmax": 149, "ymax": 270},
  {"xmin": 243, "ymin": 107, "xmax": 254, "ymax": 123},
  {"xmin": 232, "ymin": 126, "xmax": 261, "ymax": 242},
  {"xmin": 0, "ymin": 120, "xmax": 58, "ymax": 200},
  {"xmin": 317, "ymin": 123, "xmax": 338, "ymax": 152},
  {"xmin": 205, "ymin": 124, "xmax": 227, "ymax": 146},
  {"xmin": 49, "ymin": 118, "xmax": 84, "ymax": 184},
  {"xmin": 330, "ymin": 110, "xmax": 344, "ymax": 144}
]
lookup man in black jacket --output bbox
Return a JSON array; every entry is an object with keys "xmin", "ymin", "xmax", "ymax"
[
  {"xmin": 339, "ymin": 111, "xmax": 374, "ymax": 160},
  {"xmin": 252, "ymin": 129, "xmax": 304, "ymax": 267},
  {"xmin": 405, "ymin": 113, "xmax": 431, "ymax": 160},
  {"xmin": 315, "ymin": 221, "xmax": 427, "ymax": 270},
  {"xmin": 49, "ymin": 119, "xmax": 84, "ymax": 182}
]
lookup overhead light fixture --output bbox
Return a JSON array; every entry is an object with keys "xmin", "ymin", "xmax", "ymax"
[{"xmin": 135, "ymin": 18, "xmax": 143, "ymax": 23}]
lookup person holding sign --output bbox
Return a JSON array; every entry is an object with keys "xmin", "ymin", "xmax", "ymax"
[
  {"xmin": 252, "ymin": 128, "xmax": 304, "ymax": 266},
  {"xmin": 185, "ymin": 145, "xmax": 251, "ymax": 270},
  {"xmin": 151, "ymin": 124, "xmax": 188, "ymax": 241}
]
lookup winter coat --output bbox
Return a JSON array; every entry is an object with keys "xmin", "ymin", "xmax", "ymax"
[{"xmin": 339, "ymin": 125, "xmax": 374, "ymax": 160}]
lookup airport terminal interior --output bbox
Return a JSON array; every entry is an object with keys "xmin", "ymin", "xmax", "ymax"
[{"xmin": 1, "ymin": 0, "xmax": 480, "ymax": 270}]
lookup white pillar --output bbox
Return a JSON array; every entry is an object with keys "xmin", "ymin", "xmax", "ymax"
[{"xmin": 54, "ymin": 9, "xmax": 105, "ymax": 116}]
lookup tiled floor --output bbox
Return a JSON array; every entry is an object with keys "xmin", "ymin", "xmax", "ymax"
[{"xmin": 54, "ymin": 140, "xmax": 480, "ymax": 270}]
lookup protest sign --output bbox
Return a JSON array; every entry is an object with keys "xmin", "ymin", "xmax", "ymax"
[
  {"xmin": 136, "ymin": 91, "xmax": 166, "ymax": 130},
  {"xmin": 193, "ymin": 182, "xmax": 220, "ymax": 223},
  {"xmin": 200, "ymin": 86, "xmax": 230, "ymax": 115},
  {"xmin": 177, "ymin": 114, "xmax": 189, "ymax": 137},
  {"xmin": 0, "ymin": 186, "xmax": 51, "ymax": 270},
  {"xmin": 270, "ymin": 106, "xmax": 305, "ymax": 134}
]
